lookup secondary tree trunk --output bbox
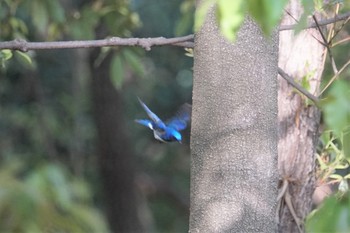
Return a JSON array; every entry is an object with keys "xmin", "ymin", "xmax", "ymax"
[
  {"xmin": 90, "ymin": 49, "xmax": 143, "ymax": 233},
  {"xmin": 277, "ymin": 1, "xmax": 324, "ymax": 232},
  {"xmin": 189, "ymin": 7, "xmax": 279, "ymax": 233}
]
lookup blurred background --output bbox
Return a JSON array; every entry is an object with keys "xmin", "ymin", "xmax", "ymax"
[
  {"xmin": 2, "ymin": 0, "xmax": 350, "ymax": 232},
  {"xmin": 0, "ymin": 0, "xmax": 194, "ymax": 232}
]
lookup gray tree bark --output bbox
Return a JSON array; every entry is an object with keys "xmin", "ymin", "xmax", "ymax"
[
  {"xmin": 189, "ymin": 7, "xmax": 279, "ymax": 233},
  {"xmin": 277, "ymin": 1, "xmax": 324, "ymax": 232}
]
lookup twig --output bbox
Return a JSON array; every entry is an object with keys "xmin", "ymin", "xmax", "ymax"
[
  {"xmin": 278, "ymin": 67, "xmax": 319, "ymax": 104},
  {"xmin": 319, "ymin": 58, "xmax": 350, "ymax": 96},
  {"xmin": 312, "ymin": 15, "xmax": 338, "ymax": 74},
  {"xmin": 327, "ymin": 3, "xmax": 350, "ymax": 45},
  {"xmin": 332, "ymin": 36, "xmax": 350, "ymax": 47},
  {"xmin": 279, "ymin": 11, "xmax": 350, "ymax": 31},
  {"xmin": 0, "ymin": 35, "xmax": 194, "ymax": 52}
]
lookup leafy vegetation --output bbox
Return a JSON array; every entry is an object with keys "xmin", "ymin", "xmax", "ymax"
[{"xmin": 0, "ymin": 160, "xmax": 109, "ymax": 232}]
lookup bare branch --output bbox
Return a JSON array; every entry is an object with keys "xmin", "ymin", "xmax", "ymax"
[
  {"xmin": 278, "ymin": 67, "xmax": 319, "ymax": 105},
  {"xmin": 319, "ymin": 58, "xmax": 350, "ymax": 96},
  {"xmin": 0, "ymin": 35, "xmax": 194, "ymax": 52},
  {"xmin": 279, "ymin": 11, "xmax": 350, "ymax": 31},
  {"xmin": 312, "ymin": 15, "xmax": 339, "ymax": 74}
]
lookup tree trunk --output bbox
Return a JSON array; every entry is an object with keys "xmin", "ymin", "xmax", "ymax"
[
  {"xmin": 90, "ymin": 49, "xmax": 143, "ymax": 233},
  {"xmin": 189, "ymin": 7, "xmax": 279, "ymax": 233},
  {"xmin": 277, "ymin": 1, "xmax": 323, "ymax": 232}
]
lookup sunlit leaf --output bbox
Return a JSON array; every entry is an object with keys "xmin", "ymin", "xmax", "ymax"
[
  {"xmin": 329, "ymin": 174, "xmax": 343, "ymax": 181},
  {"xmin": 185, "ymin": 48, "xmax": 193, "ymax": 57},
  {"xmin": 0, "ymin": 49, "xmax": 13, "ymax": 60},
  {"xmin": 14, "ymin": 51, "xmax": 34, "ymax": 69},
  {"xmin": 176, "ymin": 0, "xmax": 195, "ymax": 36},
  {"xmin": 176, "ymin": 11, "xmax": 193, "ymax": 36},
  {"xmin": 247, "ymin": 0, "xmax": 288, "ymax": 35},
  {"xmin": 194, "ymin": 0, "xmax": 216, "ymax": 32},
  {"xmin": 217, "ymin": 0, "xmax": 245, "ymax": 41}
]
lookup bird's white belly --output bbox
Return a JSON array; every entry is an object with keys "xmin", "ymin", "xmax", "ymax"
[{"xmin": 154, "ymin": 131, "xmax": 166, "ymax": 142}]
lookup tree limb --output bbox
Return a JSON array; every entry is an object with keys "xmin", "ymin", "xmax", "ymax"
[
  {"xmin": 278, "ymin": 67, "xmax": 319, "ymax": 105},
  {"xmin": 279, "ymin": 11, "xmax": 350, "ymax": 31},
  {"xmin": 0, "ymin": 35, "xmax": 194, "ymax": 52}
]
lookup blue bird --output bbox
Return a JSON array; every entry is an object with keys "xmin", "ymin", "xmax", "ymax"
[{"xmin": 135, "ymin": 98, "xmax": 191, "ymax": 143}]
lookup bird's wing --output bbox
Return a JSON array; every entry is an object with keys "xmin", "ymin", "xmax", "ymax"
[
  {"xmin": 166, "ymin": 103, "xmax": 192, "ymax": 131},
  {"xmin": 138, "ymin": 97, "xmax": 166, "ymax": 130},
  {"xmin": 135, "ymin": 119, "xmax": 155, "ymax": 130}
]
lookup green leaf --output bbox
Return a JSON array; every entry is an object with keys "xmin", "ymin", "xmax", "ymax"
[
  {"xmin": 122, "ymin": 49, "xmax": 144, "ymax": 77},
  {"xmin": 14, "ymin": 51, "xmax": 34, "ymax": 69},
  {"xmin": 329, "ymin": 174, "xmax": 343, "ymax": 181},
  {"xmin": 31, "ymin": 0, "xmax": 49, "ymax": 34},
  {"xmin": 194, "ymin": 0, "xmax": 216, "ymax": 32},
  {"xmin": 68, "ymin": 7, "xmax": 99, "ymax": 40},
  {"xmin": 216, "ymin": 0, "xmax": 245, "ymax": 41},
  {"xmin": 0, "ymin": 49, "xmax": 13, "ymax": 60},
  {"xmin": 322, "ymin": 80, "xmax": 350, "ymax": 136},
  {"xmin": 46, "ymin": 0, "xmax": 65, "ymax": 23},
  {"xmin": 306, "ymin": 194, "xmax": 350, "ymax": 232},
  {"xmin": 110, "ymin": 54, "xmax": 124, "ymax": 90},
  {"xmin": 175, "ymin": 11, "xmax": 193, "ymax": 36},
  {"xmin": 247, "ymin": 0, "xmax": 288, "ymax": 35},
  {"xmin": 176, "ymin": 0, "xmax": 195, "ymax": 36}
]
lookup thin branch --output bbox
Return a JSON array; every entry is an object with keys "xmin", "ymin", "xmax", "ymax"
[
  {"xmin": 0, "ymin": 35, "xmax": 194, "ymax": 52},
  {"xmin": 333, "ymin": 35, "xmax": 350, "ymax": 46},
  {"xmin": 279, "ymin": 11, "xmax": 350, "ymax": 31},
  {"xmin": 328, "ymin": 5, "xmax": 350, "ymax": 44},
  {"xmin": 319, "ymin": 58, "xmax": 350, "ymax": 96},
  {"xmin": 312, "ymin": 15, "xmax": 338, "ymax": 74},
  {"xmin": 278, "ymin": 67, "xmax": 319, "ymax": 104}
]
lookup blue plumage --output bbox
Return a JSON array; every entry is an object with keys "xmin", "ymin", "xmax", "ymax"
[{"xmin": 135, "ymin": 98, "xmax": 191, "ymax": 143}]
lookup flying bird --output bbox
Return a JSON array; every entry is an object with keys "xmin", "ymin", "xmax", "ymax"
[{"xmin": 135, "ymin": 98, "xmax": 191, "ymax": 143}]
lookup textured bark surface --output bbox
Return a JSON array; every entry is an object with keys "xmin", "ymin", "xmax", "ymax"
[
  {"xmin": 90, "ymin": 49, "xmax": 143, "ymax": 233},
  {"xmin": 278, "ymin": 1, "xmax": 324, "ymax": 232},
  {"xmin": 189, "ymin": 8, "xmax": 279, "ymax": 233}
]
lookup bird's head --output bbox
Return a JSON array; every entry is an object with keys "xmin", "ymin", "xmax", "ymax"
[{"xmin": 172, "ymin": 130, "xmax": 182, "ymax": 143}]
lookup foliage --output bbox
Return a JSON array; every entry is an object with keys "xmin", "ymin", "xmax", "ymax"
[
  {"xmin": 322, "ymin": 81, "xmax": 350, "ymax": 158},
  {"xmin": 306, "ymin": 2, "xmax": 350, "ymax": 231},
  {"xmin": 0, "ymin": 160, "xmax": 109, "ymax": 232},
  {"xmin": 306, "ymin": 193, "xmax": 350, "ymax": 232},
  {"xmin": 195, "ymin": 0, "xmax": 288, "ymax": 40},
  {"xmin": 309, "ymin": 81, "xmax": 350, "ymax": 231},
  {"xmin": 0, "ymin": 0, "xmax": 192, "ymax": 232}
]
